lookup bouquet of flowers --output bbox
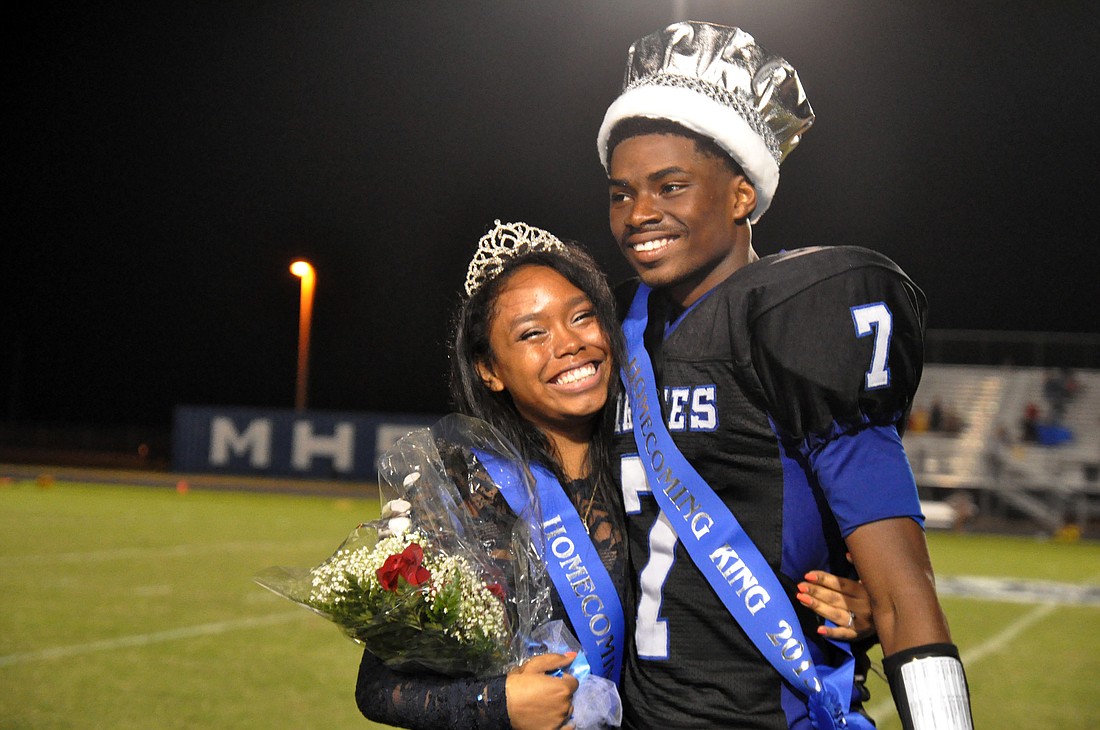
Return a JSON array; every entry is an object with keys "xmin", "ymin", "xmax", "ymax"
[
  {"xmin": 263, "ymin": 523, "xmax": 512, "ymax": 675},
  {"xmin": 255, "ymin": 414, "xmax": 552, "ymax": 677},
  {"xmin": 257, "ymin": 415, "xmax": 620, "ymax": 727}
]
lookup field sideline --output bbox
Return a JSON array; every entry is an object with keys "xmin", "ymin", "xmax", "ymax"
[{"xmin": 2, "ymin": 475, "xmax": 1098, "ymax": 728}]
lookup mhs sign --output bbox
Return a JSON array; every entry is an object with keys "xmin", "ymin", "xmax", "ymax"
[{"xmin": 172, "ymin": 406, "xmax": 438, "ymax": 480}]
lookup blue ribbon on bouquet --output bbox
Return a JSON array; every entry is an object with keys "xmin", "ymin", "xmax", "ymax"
[
  {"xmin": 621, "ymin": 283, "xmax": 873, "ymax": 730},
  {"xmin": 476, "ymin": 450, "xmax": 625, "ymax": 685}
]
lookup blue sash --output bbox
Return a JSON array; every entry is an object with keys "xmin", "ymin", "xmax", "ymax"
[
  {"xmin": 621, "ymin": 284, "xmax": 873, "ymax": 729},
  {"xmin": 476, "ymin": 451, "xmax": 625, "ymax": 683}
]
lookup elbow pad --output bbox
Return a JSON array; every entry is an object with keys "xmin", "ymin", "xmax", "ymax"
[{"xmin": 883, "ymin": 643, "xmax": 973, "ymax": 730}]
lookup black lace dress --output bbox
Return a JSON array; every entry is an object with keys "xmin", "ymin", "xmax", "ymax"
[{"xmin": 354, "ymin": 463, "xmax": 625, "ymax": 730}]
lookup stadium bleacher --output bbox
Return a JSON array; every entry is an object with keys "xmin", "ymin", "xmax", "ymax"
[{"xmin": 904, "ymin": 365, "xmax": 1100, "ymax": 535}]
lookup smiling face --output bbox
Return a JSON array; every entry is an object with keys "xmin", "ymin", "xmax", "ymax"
[
  {"xmin": 475, "ymin": 265, "xmax": 612, "ymax": 442},
  {"xmin": 608, "ymin": 133, "xmax": 757, "ymax": 308}
]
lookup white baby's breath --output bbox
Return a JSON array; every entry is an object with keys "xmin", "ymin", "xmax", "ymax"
[{"xmin": 306, "ymin": 530, "xmax": 507, "ymax": 651}]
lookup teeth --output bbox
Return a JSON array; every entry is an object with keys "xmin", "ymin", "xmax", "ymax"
[
  {"xmin": 554, "ymin": 363, "xmax": 597, "ymax": 385},
  {"xmin": 633, "ymin": 237, "xmax": 673, "ymax": 252}
]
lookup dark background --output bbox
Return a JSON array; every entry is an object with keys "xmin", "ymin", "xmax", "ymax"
[{"xmin": 6, "ymin": 1, "xmax": 1099, "ymax": 433}]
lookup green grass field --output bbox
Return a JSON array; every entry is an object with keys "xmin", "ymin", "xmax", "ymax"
[{"xmin": 2, "ymin": 478, "xmax": 1099, "ymax": 729}]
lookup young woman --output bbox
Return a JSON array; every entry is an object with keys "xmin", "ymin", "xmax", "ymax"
[{"xmin": 354, "ymin": 221, "xmax": 872, "ymax": 730}]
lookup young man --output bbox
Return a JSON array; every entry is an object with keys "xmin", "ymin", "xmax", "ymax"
[{"xmin": 599, "ymin": 22, "xmax": 973, "ymax": 729}]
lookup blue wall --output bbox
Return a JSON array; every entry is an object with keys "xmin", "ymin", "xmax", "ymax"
[{"xmin": 172, "ymin": 406, "xmax": 439, "ymax": 480}]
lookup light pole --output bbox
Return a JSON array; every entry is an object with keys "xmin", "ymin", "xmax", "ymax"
[{"xmin": 290, "ymin": 260, "xmax": 315, "ymax": 412}]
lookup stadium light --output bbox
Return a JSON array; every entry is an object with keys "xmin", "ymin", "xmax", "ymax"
[{"xmin": 290, "ymin": 260, "xmax": 315, "ymax": 412}]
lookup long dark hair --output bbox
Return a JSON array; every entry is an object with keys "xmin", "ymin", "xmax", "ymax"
[{"xmin": 449, "ymin": 241, "xmax": 624, "ymax": 492}]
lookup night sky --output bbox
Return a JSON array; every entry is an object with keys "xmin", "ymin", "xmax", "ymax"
[{"xmin": 7, "ymin": 1, "xmax": 1099, "ymax": 431}]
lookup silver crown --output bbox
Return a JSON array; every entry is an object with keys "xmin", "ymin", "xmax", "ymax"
[
  {"xmin": 463, "ymin": 220, "xmax": 566, "ymax": 297},
  {"xmin": 597, "ymin": 21, "xmax": 814, "ymax": 222}
]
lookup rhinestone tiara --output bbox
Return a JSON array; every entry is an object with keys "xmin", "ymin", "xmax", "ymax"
[{"xmin": 463, "ymin": 220, "xmax": 567, "ymax": 297}]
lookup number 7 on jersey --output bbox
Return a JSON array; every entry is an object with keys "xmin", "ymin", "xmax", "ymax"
[{"xmin": 851, "ymin": 302, "xmax": 893, "ymax": 390}]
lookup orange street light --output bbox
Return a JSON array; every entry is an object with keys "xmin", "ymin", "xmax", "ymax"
[{"xmin": 290, "ymin": 260, "xmax": 315, "ymax": 411}]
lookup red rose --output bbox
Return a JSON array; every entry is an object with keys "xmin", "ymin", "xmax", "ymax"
[
  {"xmin": 376, "ymin": 543, "xmax": 432, "ymax": 592},
  {"xmin": 485, "ymin": 582, "xmax": 507, "ymax": 602}
]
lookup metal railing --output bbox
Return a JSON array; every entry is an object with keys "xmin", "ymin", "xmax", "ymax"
[{"xmin": 925, "ymin": 330, "xmax": 1100, "ymax": 368}]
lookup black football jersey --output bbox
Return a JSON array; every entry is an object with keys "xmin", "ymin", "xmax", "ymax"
[{"xmin": 612, "ymin": 246, "xmax": 926, "ymax": 729}]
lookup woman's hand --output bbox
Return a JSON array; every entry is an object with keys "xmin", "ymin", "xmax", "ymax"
[
  {"xmin": 797, "ymin": 561, "xmax": 875, "ymax": 641},
  {"xmin": 505, "ymin": 653, "xmax": 580, "ymax": 730}
]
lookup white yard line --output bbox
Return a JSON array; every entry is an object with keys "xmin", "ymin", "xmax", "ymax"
[
  {"xmin": 865, "ymin": 601, "xmax": 1058, "ymax": 720},
  {"xmin": 936, "ymin": 574, "xmax": 1100, "ymax": 606},
  {"xmin": 866, "ymin": 570, "xmax": 1100, "ymax": 721},
  {"xmin": 0, "ymin": 611, "xmax": 307, "ymax": 668},
  {"xmin": 960, "ymin": 602, "xmax": 1060, "ymax": 665}
]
